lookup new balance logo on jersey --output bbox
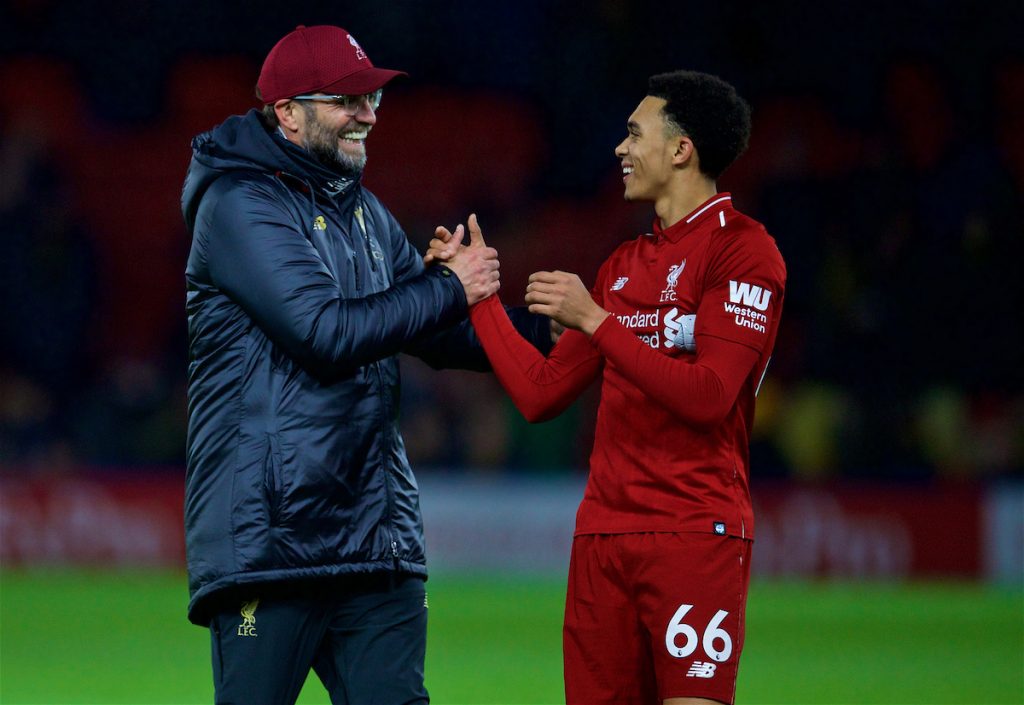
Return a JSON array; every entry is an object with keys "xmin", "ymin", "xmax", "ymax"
[
  {"xmin": 686, "ymin": 661, "xmax": 717, "ymax": 678},
  {"xmin": 610, "ymin": 276, "xmax": 629, "ymax": 291},
  {"xmin": 728, "ymin": 280, "xmax": 771, "ymax": 311}
]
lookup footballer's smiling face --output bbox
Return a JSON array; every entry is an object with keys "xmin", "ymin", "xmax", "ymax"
[{"xmin": 614, "ymin": 96, "xmax": 682, "ymax": 202}]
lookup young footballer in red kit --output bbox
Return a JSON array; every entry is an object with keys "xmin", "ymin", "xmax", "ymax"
[{"xmin": 429, "ymin": 71, "xmax": 785, "ymax": 704}]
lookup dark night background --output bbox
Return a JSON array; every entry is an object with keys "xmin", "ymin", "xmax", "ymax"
[{"xmin": 1, "ymin": 0, "xmax": 1021, "ymax": 482}]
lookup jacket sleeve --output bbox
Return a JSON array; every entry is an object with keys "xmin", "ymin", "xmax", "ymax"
[
  {"xmin": 404, "ymin": 306, "xmax": 554, "ymax": 371},
  {"xmin": 199, "ymin": 177, "xmax": 468, "ymax": 377}
]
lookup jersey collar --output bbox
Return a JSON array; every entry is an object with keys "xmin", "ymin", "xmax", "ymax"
[{"xmin": 652, "ymin": 193, "xmax": 733, "ymax": 242}]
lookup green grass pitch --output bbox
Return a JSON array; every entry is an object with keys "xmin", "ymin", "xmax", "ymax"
[{"xmin": 0, "ymin": 569, "xmax": 1020, "ymax": 704}]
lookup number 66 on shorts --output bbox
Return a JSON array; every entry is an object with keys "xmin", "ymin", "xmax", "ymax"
[
  {"xmin": 665, "ymin": 604, "xmax": 733, "ymax": 662},
  {"xmin": 563, "ymin": 533, "xmax": 752, "ymax": 704}
]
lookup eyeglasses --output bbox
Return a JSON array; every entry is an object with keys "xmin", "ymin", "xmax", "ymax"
[{"xmin": 291, "ymin": 89, "xmax": 383, "ymax": 115}]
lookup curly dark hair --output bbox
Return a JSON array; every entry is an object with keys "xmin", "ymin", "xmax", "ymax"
[{"xmin": 647, "ymin": 70, "xmax": 752, "ymax": 179}]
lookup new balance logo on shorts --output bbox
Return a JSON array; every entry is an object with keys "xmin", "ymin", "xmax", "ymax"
[{"xmin": 686, "ymin": 661, "xmax": 717, "ymax": 678}]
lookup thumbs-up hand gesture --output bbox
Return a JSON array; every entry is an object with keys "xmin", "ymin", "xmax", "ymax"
[{"xmin": 426, "ymin": 213, "xmax": 500, "ymax": 306}]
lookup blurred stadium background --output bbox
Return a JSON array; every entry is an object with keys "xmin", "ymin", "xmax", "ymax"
[{"xmin": 1, "ymin": 1, "xmax": 1021, "ymax": 703}]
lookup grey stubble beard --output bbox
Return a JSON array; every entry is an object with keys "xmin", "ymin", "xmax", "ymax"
[{"xmin": 301, "ymin": 105, "xmax": 367, "ymax": 175}]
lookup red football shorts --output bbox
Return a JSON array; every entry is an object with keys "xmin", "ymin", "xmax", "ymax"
[{"xmin": 563, "ymin": 532, "xmax": 753, "ymax": 705}]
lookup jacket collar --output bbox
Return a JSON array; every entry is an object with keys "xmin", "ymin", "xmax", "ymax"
[
  {"xmin": 192, "ymin": 110, "xmax": 359, "ymax": 197},
  {"xmin": 269, "ymin": 127, "xmax": 357, "ymax": 197}
]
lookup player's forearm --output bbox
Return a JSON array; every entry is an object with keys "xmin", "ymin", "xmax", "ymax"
[
  {"xmin": 590, "ymin": 316, "xmax": 758, "ymax": 428},
  {"xmin": 470, "ymin": 296, "xmax": 599, "ymax": 422}
]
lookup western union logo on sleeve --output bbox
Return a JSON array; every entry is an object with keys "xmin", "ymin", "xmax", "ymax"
[{"xmin": 728, "ymin": 280, "xmax": 771, "ymax": 311}]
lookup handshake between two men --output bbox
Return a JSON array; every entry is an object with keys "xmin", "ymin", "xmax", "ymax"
[{"xmin": 423, "ymin": 214, "xmax": 611, "ymax": 338}]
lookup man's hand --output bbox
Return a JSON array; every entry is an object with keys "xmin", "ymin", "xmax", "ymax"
[
  {"xmin": 525, "ymin": 271, "xmax": 610, "ymax": 336},
  {"xmin": 429, "ymin": 213, "xmax": 500, "ymax": 306}
]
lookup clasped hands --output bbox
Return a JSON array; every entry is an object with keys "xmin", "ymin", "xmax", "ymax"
[
  {"xmin": 425, "ymin": 214, "xmax": 610, "ymax": 336},
  {"xmin": 423, "ymin": 213, "xmax": 500, "ymax": 306}
]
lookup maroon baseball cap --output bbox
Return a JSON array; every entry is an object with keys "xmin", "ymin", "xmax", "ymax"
[{"xmin": 256, "ymin": 25, "xmax": 407, "ymax": 103}]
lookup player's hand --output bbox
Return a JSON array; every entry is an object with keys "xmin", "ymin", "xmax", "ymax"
[
  {"xmin": 525, "ymin": 271, "xmax": 610, "ymax": 336},
  {"xmin": 434, "ymin": 213, "xmax": 500, "ymax": 305},
  {"xmin": 423, "ymin": 224, "xmax": 460, "ymax": 265}
]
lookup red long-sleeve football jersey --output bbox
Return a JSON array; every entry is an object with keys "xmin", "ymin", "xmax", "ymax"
[{"xmin": 470, "ymin": 194, "xmax": 786, "ymax": 539}]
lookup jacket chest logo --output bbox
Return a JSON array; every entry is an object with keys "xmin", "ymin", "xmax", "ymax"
[
  {"xmin": 353, "ymin": 206, "xmax": 367, "ymax": 234},
  {"xmin": 313, "ymin": 215, "xmax": 327, "ymax": 231},
  {"xmin": 660, "ymin": 259, "xmax": 686, "ymax": 302}
]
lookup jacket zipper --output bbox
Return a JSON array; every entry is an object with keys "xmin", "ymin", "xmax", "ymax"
[
  {"xmin": 265, "ymin": 436, "xmax": 281, "ymax": 524},
  {"xmin": 373, "ymin": 360, "xmax": 400, "ymax": 567},
  {"xmin": 352, "ymin": 199, "xmax": 394, "ymax": 563},
  {"xmin": 363, "ymin": 230, "xmax": 378, "ymax": 273},
  {"xmin": 355, "ymin": 202, "xmax": 378, "ymax": 273}
]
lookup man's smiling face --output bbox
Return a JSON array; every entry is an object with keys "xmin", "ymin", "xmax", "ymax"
[{"xmin": 296, "ymin": 94, "xmax": 378, "ymax": 173}]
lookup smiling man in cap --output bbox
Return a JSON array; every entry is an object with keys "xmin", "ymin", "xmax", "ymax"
[
  {"xmin": 181, "ymin": 24, "xmax": 552, "ymax": 704},
  {"xmin": 255, "ymin": 25, "xmax": 405, "ymax": 174}
]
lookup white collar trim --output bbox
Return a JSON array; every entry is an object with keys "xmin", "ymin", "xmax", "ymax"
[{"xmin": 685, "ymin": 195, "xmax": 732, "ymax": 224}]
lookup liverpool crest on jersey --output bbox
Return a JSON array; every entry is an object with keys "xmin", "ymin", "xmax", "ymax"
[{"xmin": 660, "ymin": 259, "xmax": 686, "ymax": 302}]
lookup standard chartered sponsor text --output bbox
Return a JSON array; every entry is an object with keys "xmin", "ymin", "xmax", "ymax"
[
  {"xmin": 617, "ymin": 309, "xmax": 664, "ymax": 348},
  {"xmin": 616, "ymin": 310, "xmax": 660, "ymax": 329}
]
